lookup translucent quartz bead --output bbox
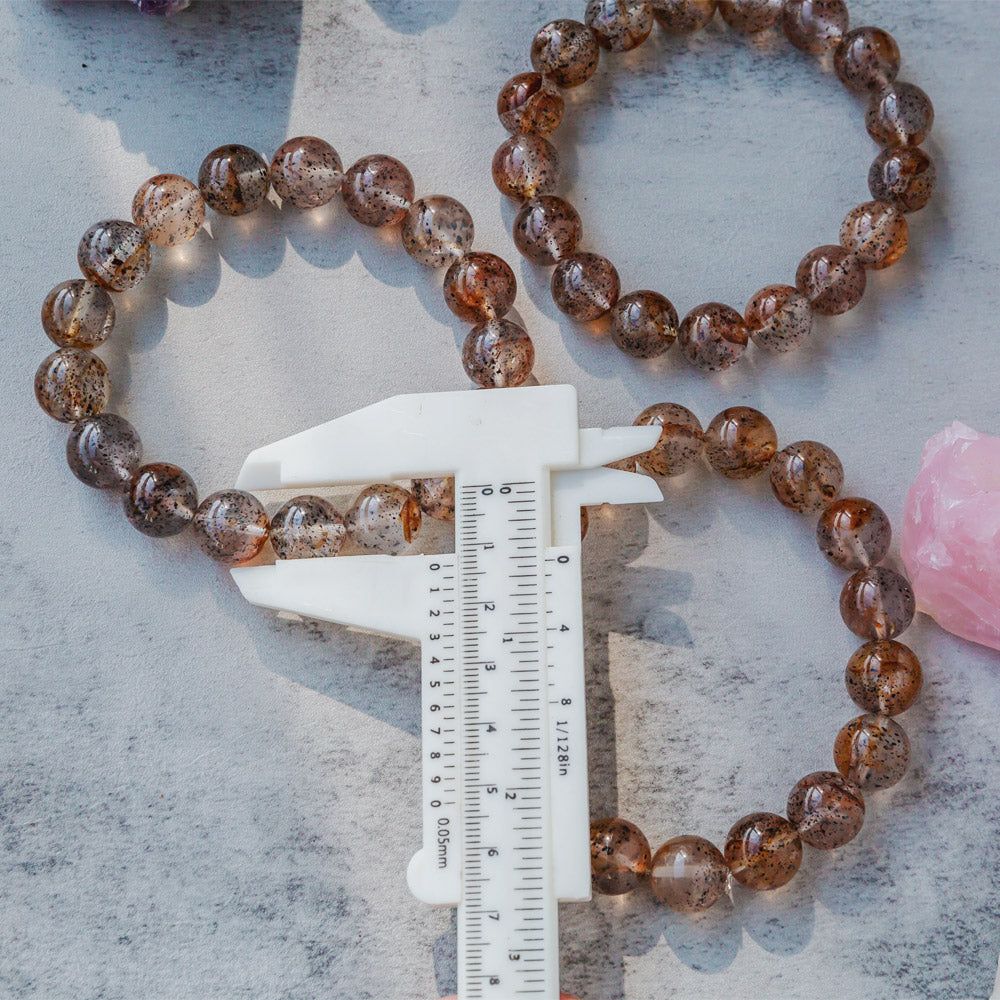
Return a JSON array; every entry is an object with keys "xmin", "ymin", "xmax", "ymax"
[
  {"xmin": 744, "ymin": 284, "xmax": 812, "ymax": 353},
  {"xmin": 786, "ymin": 771, "xmax": 865, "ymax": 850},
  {"xmin": 868, "ymin": 147, "xmax": 936, "ymax": 213},
  {"xmin": 410, "ymin": 478, "xmax": 455, "ymax": 522},
  {"xmin": 131, "ymin": 173, "xmax": 205, "ymax": 247},
  {"xmin": 497, "ymin": 72, "xmax": 564, "ymax": 136},
  {"xmin": 840, "ymin": 566, "xmax": 916, "ymax": 640},
  {"xmin": 795, "ymin": 244, "xmax": 866, "ymax": 315},
  {"xmin": 347, "ymin": 484, "xmax": 422, "ymax": 554},
  {"xmin": 192, "ymin": 490, "xmax": 269, "ymax": 565},
  {"xmin": 551, "ymin": 252, "xmax": 620, "ymax": 321},
  {"xmin": 834, "ymin": 27, "xmax": 900, "ymax": 93},
  {"xmin": 590, "ymin": 817, "xmax": 651, "ymax": 895},
  {"xmin": 513, "ymin": 196, "xmax": 582, "ymax": 265},
  {"xmin": 35, "ymin": 348, "xmax": 110, "ymax": 423},
  {"xmin": 492, "ymin": 134, "xmax": 560, "ymax": 202},
  {"xmin": 866, "ymin": 82, "xmax": 934, "ymax": 148},
  {"xmin": 444, "ymin": 252, "xmax": 517, "ymax": 322},
  {"xmin": 781, "ymin": 0, "xmax": 848, "ymax": 54},
  {"xmin": 724, "ymin": 812, "xmax": 802, "ymax": 890},
  {"xmin": 198, "ymin": 144, "xmax": 269, "ymax": 217},
  {"xmin": 530, "ymin": 19, "xmax": 600, "ymax": 88},
  {"xmin": 66, "ymin": 413, "xmax": 142, "ymax": 490},
  {"xmin": 834, "ymin": 713, "xmax": 910, "ymax": 790},
  {"xmin": 816, "ymin": 496, "xmax": 891, "ymax": 570},
  {"xmin": 462, "ymin": 319, "xmax": 535, "ymax": 389},
  {"xmin": 846, "ymin": 639, "xmax": 922, "ymax": 716},
  {"xmin": 341, "ymin": 154, "xmax": 414, "ymax": 228},
  {"xmin": 704, "ymin": 407, "xmax": 777, "ymax": 479},
  {"xmin": 769, "ymin": 441, "xmax": 844, "ymax": 513},
  {"xmin": 678, "ymin": 302, "xmax": 748, "ymax": 372},
  {"xmin": 650, "ymin": 835, "xmax": 729, "ymax": 912},
  {"xmin": 634, "ymin": 402, "xmax": 704, "ymax": 476},
  {"xmin": 269, "ymin": 495, "xmax": 346, "ymax": 559},
  {"xmin": 585, "ymin": 0, "xmax": 654, "ymax": 51},
  {"xmin": 125, "ymin": 462, "xmax": 198, "ymax": 538},
  {"xmin": 651, "ymin": 0, "xmax": 717, "ymax": 33},
  {"xmin": 78, "ymin": 219, "xmax": 151, "ymax": 292},
  {"xmin": 610, "ymin": 290, "xmax": 678, "ymax": 359},
  {"xmin": 402, "ymin": 196, "xmax": 475, "ymax": 268},
  {"xmin": 269, "ymin": 136, "xmax": 344, "ymax": 209},
  {"xmin": 42, "ymin": 279, "xmax": 115, "ymax": 349},
  {"xmin": 840, "ymin": 200, "xmax": 908, "ymax": 270},
  {"xmin": 717, "ymin": 0, "xmax": 781, "ymax": 33}
]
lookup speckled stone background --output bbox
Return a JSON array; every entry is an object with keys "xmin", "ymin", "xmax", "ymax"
[{"xmin": 2, "ymin": 2, "xmax": 1000, "ymax": 998}]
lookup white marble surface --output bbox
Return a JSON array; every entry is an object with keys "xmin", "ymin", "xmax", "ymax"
[{"xmin": 2, "ymin": 1, "xmax": 1000, "ymax": 997}]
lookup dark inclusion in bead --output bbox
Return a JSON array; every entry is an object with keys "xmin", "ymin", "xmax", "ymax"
[
  {"xmin": 590, "ymin": 817, "xmax": 651, "ymax": 895},
  {"xmin": 67, "ymin": 413, "xmax": 142, "ymax": 490},
  {"xmin": 125, "ymin": 463, "xmax": 198, "ymax": 538}
]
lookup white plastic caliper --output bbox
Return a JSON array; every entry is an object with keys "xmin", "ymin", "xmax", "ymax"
[{"xmin": 231, "ymin": 384, "xmax": 661, "ymax": 1000}]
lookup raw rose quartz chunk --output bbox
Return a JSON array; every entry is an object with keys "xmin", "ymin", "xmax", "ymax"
[{"xmin": 901, "ymin": 422, "xmax": 1000, "ymax": 651}]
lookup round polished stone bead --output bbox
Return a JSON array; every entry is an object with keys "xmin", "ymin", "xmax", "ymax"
[
  {"xmin": 610, "ymin": 290, "xmax": 678, "ymax": 359},
  {"xmin": 125, "ymin": 462, "xmax": 198, "ymax": 538},
  {"xmin": 634, "ymin": 402, "xmax": 704, "ymax": 476},
  {"xmin": 866, "ymin": 82, "xmax": 934, "ymax": 148},
  {"xmin": 724, "ymin": 812, "xmax": 802, "ymax": 890},
  {"xmin": 42, "ymin": 279, "xmax": 115, "ymax": 350},
  {"xmin": 530, "ymin": 19, "xmax": 600, "ymax": 88},
  {"xmin": 786, "ymin": 771, "xmax": 865, "ymax": 849},
  {"xmin": 497, "ymin": 72, "xmax": 564, "ymax": 136},
  {"xmin": 512, "ymin": 196, "xmax": 582, "ymax": 265},
  {"xmin": 347, "ymin": 484, "xmax": 422, "ymax": 555},
  {"xmin": 678, "ymin": 302, "xmax": 748, "ymax": 372},
  {"xmin": 269, "ymin": 495, "xmax": 346, "ymax": 560},
  {"xmin": 462, "ymin": 318, "xmax": 535, "ymax": 389},
  {"xmin": 840, "ymin": 566, "xmax": 916, "ymax": 640},
  {"xmin": 198, "ymin": 144, "xmax": 269, "ymax": 217},
  {"xmin": 341, "ymin": 154, "xmax": 414, "ymax": 227},
  {"xmin": 402, "ymin": 196, "xmax": 474, "ymax": 268},
  {"xmin": 769, "ymin": 441, "xmax": 844, "ymax": 513},
  {"xmin": 131, "ymin": 173, "xmax": 205, "ymax": 247},
  {"xmin": 717, "ymin": 0, "xmax": 781, "ymax": 33},
  {"xmin": 590, "ymin": 817, "xmax": 651, "ymax": 895},
  {"xmin": 834, "ymin": 713, "xmax": 910, "ymax": 790},
  {"xmin": 744, "ymin": 284, "xmax": 812, "ymax": 353},
  {"xmin": 651, "ymin": 0, "xmax": 717, "ymax": 33},
  {"xmin": 781, "ymin": 0, "xmax": 848, "ymax": 53},
  {"xmin": 650, "ymin": 835, "xmax": 729, "ymax": 912},
  {"xmin": 66, "ymin": 413, "xmax": 142, "ymax": 490},
  {"xmin": 192, "ymin": 489, "xmax": 269, "ymax": 565},
  {"xmin": 868, "ymin": 147, "xmax": 936, "ymax": 213},
  {"xmin": 34, "ymin": 348, "xmax": 110, "ymax": 423},
  {"xmin": 444, "ymin": 252, "xmax": 517, "ymax": 322},
  {"xmin": 840, "ymin": 200, "xmax": 908, "ymax": 270},
  {"xmin": 551, "ymin": 252, "xmax": 620, "ymax": 321},
  {"xmin": 269, "ymin": 136, "xmax": 344, "ymax": 209},
  {"xmin": 410, "ymin": 478, "xmax": 455, "ymax": 522},
  {"xmin": 77, "ymin": 219, "xmax": 151, "ymax": 292},
  {"xmin": 834, "ymin": 27, "xmax": 900, "ymax": 93},
  {"xmin": 492, "ymin": 134, "xmax": 560, "ymax": 202},
  {"xmin": 795, "ymin": 244, "xmax": 866, "ymax": 315},
  {"xmin": 816, "ymin": 496, "xmax": 891, "ymax": 570},
  {"xmin": 846, "ymin": 639, "xmax": 922, "ymax": 716},
  {"xmin": 704, "ymin": 407, "xmax": 777, "ymax": 479},
  {"xmin": 585, "ymin": 0, "xmax": 654, "ymax": 51}
]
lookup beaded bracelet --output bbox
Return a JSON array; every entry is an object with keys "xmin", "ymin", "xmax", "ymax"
[{"xmin": 492, "ymin": 0, "xmax": 935, "ymax": 369}]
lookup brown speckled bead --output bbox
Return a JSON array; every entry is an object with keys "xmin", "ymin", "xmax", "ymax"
[
  {"xmin": 411, "ymin": 478, "xmax": 455, "ymax": 522},
  {"xmin": 590, "ymin": 817, "xmax": 651, "ymax": 895},
  {"xmin": 498, "ymin": 72, "xmax": 564, "ymax": 136},
  {"xmin": 34, "ymin": 348, "xmax": 109, "ymax": 423},
  {"xmin": 492, "ymin": 134, "xmax": 560, "ymax": 202},
  {"xmin": 678, "ymin": 302, "xmax": 748, "ymax": 372},
  {"xmin": 781, "ymin": 0, "xmax": 848, "ymax": 54},
  {"xmin": 840, "ymin": 200, "xmax": 908, "ymax": 270},
  {"xmin": 77, "ymin": 219, "xmax": 151, "ymax": 292},
  {"xmin": 866, "ymin": 82, "xmax": 934, "ymax": 148},
  {"xmin": 131, "ymin": 174, "xmax": 205, "ymax": 247},
  {"xmin": 610, "ymin": 291, "xmax": 678, "ymax": 359},
  {"xmin": 634, "ymin": 402, "xmax": 704, "ymax": 476},
  {"xmin": 42, "ymin": 279, "xmax": 115, "ymax": 350},
  {"xmin": 834, "ymin": 714, "xmax": 910, "ymax": 790},
  {"xmin": 269, "ymin": 136, "xmax": 344, "ymax": 209},
  {"xmin": 795, "ymin": 245, "xmax": 866, "ymax": 315},
  {"xmin": 846, "ymin": 639, "xmax": 922, "ymax": 716},
  {"xmin": 769, "ymin": 441, "xmax": 844, "ymax": 513},
  {"xmin": 402, "ymin": 196, "xmax": 474, "ymax": 268},
  {"xmin": 444, "ymin": 252, "xmax": 517, "ymax": 322},
  {"xmin": 192, "ymin": 489, "xmax": 269, "ymax": 565},
  {"xmin": 816, "ymin": 497, "xmax": 891, "ymax": 570},
  {"xmin": 66, "ymin": 413, "xmax": 142, "ymax": 490},
  {"xmin": 551, "ymin": 252, "xmax": 620, "ymax": 321},
  {"xmin": 651, "ymin": 0, "xmax": 717, "ymax": 33},
  {"xmin": 198, "ymin": 144, "xmax": 269, "ymax": 217},
  {"xmin": 840, "ymin": 566, "xmax": 916, "ymax": 640},
  {"xmin": 869, "ymin": 147, "xmax": 936, "ymax": 214},
  {"xmin": 462, "ymin": 318, "xmax": 535, "ymax": 389},
  {"xmin": 269, "ymin": 495, "xmax": 346, "ymax": 560},
  {"xmin": 834, "ymin": 27, "xmax": 900, "ymax": 93},
  {"xmin": 744, "ymin": 284, "xmax": 812, "ymax": 353},
  {"xmin": 585, "ymin": 0, "xmax": 654, "ymax": 51},
  {"xmin": 125, "ymin": 463, "xmax": 198, "ymax": 538},
  {"xmin": 347, "ymin": 484, "xmax": 422, "ymax": 555},
  {"xmin": 704, "ymin": 407, "xmax": 777, "ymax": 479},
  {"xmin": 530, "ymin": 19, "xmax": 600, "ymax": 88},
  {"xmin": 341, "ymin": 154, "xmax": 414, "ymax": 228},
  {"xmin": 650, "ymin": 836, "xmax": 729, "ymax": 912},
  {"xmin": 513, "ymin": 196, "xmax": 582, "ymax": 266},
  {"xmin": 786, "ymin": 771, "xmax": 865, "ymax": 850},
  {"xmin": 724, "ymin": 812, "xmax": 802, "ymax": 891},
  {"xmin": 717, "ymin": 0, "xmax": 781, "ymax": 33}
]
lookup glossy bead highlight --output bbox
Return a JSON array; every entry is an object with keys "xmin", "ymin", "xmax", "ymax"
[
  {"xmin": 462, "ymin": 319, "xmax": 535, "ymax": 388},
  {"xmin": 769, "ymin": 441, "xmax": 844, "ymax": 513},
  {"xmin": 66, "ymin": 413, "xmax": 142, "ymax": 490},
  {"xmin": 35, "ymin": 348, "xmax": 110, "ymax": 423},
  {"xmin": 610, "ymin": 290, "xmax": 678, "ymax": 359},
  {"xmin": 347, "ymin": 484, "xmax": 422, "ymax": 554},
  {"xmin": 77, "ymin": 219, "xmax": 151, "ymax": 292},
  {"xmin": 341, "ymin": 154, "xmax": 414, "ymax": 227},
  {"xmin": 198, "ymin": 144, "xmax": 269, "ymax": 217},
  {"xmin": 840, "ymin": 200, "xmax": 908, "ymax": 270},
  {"xmin": 192, "ymin": 489, "xmax": 270, "ymax": 565},
  {"xmin": 42, "ymin": 279, "xmax": 115, "ymax": 350},
  {"xmin": 497, "ymin": 72, "xmax": 564, "ymax": 136},
  {"xmin": 678, "ymin": 302, "xmax": 748, "ymax": 372},
  {"xmin": 492, "ymin": 134, "xmax": 560, "ymax": 202},
  {"xmin": 634, "ymin": 402, "xmax": 704, "ymax": 476},
  {"xmin": 551, "ymin": 252, "xmax": 620, "ymax": 321},
  {"xmin": 834, "ymin": 27, "xmax": 900, "ymax": 92},
  {"xmin": 269, "ymin": 136, "xmax": 344, "ymax": 209},
  {"xmin": 513, "ymin": 196, "xmax": 582, "ymax": 265},
  {"xmin": 846, "ymin": 639, "xmax": 922, "ymax": 716},
  {"xmin": 744, "ymin": 284, "xmax": 812, "ymax": 353},
  {"xmin": 816, "ymin": 496, "xmax": 891, "ymax": 570},
  {"xmin": 132, "ymin": 173, "xmax": 205, "ymax": 246},
  {"xmin": 585, "ymin": 0, "xmax": 654, "ymax": 51},
  {"xmin": 125, "ymin": 463, "xmax": 198, "ymax": 538},
  {"xmin": 530, "ymin": 19, "xmax": 600, "ymax": 88},
  {"xmin": 650, "ymin": 835, "xmax": 729, "ymax": 912},
  {"xmin": 840, "ymin": 566, "xmax": 916, "ymax": 640},
  {"xmin": 795, "ymin": 244, "xmax": 866, "ymax": 315},
  {"xmin": 269, "ymin": 495, "xmax": 346, "ymax": 560},
  {"xmin": 704, "ymin": 407, "xmax": 777, "ymax": 479},
  {"xmin": 444, "ymin": 252, "xmax": 517, "ymax": 322},
  {"xmin": 781, "ymin": 0, "xmax": 849, "ymax": 54},
  {"xmin": 866, "ymin": 82, "xmax": 934, "ymax": 148},
  {"xmin": 590, "ymin": 817, "xmax": 652, "ymax": 895},
  {"xmin": 724, "ymin": 812, "xmax": 802, "ymax": 890},
  {"xmin": 834, "ymin": 714, "xmax": 910, "ymax": 790},
  {"xmin": 869, "ymin": 147, "xmax": 936, "ymax": 213},
  {"xmin": 402, "ymin": 196, "xmax": 474, "ymax": 268},
  {"xmin": 786, "ymin": 771, "xmax": 865, "ymax": 849}
]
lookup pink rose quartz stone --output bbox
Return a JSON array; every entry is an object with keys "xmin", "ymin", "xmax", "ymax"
[{"xmin": 901, "ymin": 422, "xmax": 1000, "ymax": 651}]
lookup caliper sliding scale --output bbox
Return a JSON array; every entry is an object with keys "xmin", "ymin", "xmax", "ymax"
[{"xmin": 230, "ymin": 385, "xmax": 661, "ymax": 1000}]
